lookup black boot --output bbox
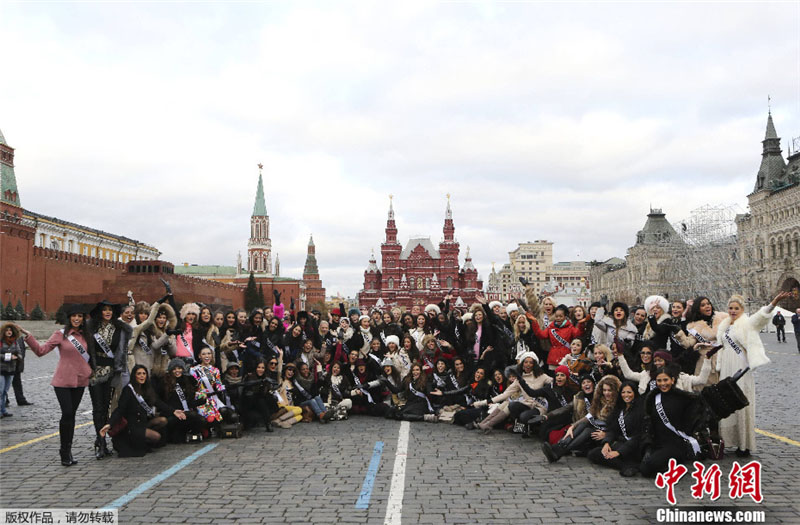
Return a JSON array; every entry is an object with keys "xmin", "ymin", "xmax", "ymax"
[
  {"xmin": 94, "ymin": 436, "xmax": 109, "ymax": 460},
  {"xmin": 541, "ymin": 442, "xmax": 566, "ymax": 463},
  {"xmin": 60, "ymin": 422, "xmax": 77, "ymax": 466}
]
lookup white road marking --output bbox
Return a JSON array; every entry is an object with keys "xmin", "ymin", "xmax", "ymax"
[
  {"xmin": 383, "ymin": 421, "xmax": 409, "ymax": 525},
  {"xmin": 21, "ymin": 375, "xmax": 53, "ymax": 382}
]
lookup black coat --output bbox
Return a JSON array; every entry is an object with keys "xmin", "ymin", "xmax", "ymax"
[
  {"xmin": 603, "ymin": 398, "xmax": 645, "ymax": 460},
  {"xmin": 641, "ymin": 386, "xmax": 707, "ymax": 456}
]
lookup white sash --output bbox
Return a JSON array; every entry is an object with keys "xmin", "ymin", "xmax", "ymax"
[
  {"xmin": 586, "ymin": 411, "xmax": 606, "ymax": 430},
  {"xmin": 196, "ymin": 369, "xmax": 224, "ymax": 408},
  {"xmin": 654, "ymin": 393, "xmax": 700, "ymax": 456},
  {"xmin": 61, "ymin": 329, "xmax": 90, "ymax": 363},
  {"xmin": 723, "ymin": 328, "xmax": 749, "ymax": 367},
  {"xmin": 93, "ymin": 332, "xmax": 115, "ymax": 358},
  {"xmin": 352, "ymin": 373, "xmax": 374, "ymax": 403},
  {"xmin": 128, "ymin": 384, "xmax": 155, "ymax": 417},
  {"xmin": 175, "ymin": 384, "xmax": 189, "ymax": 411},
  {"xmin": 550, "ymin": 328, "xmax": 570, "ymax": 348},
  {"xmin": 687, "ymin": 328, "xmax": 709, "ymax": 344},
  {"xmin": 618, "ymin": 410, "xmax": 630, "ymax": 441},
  {"xmin": 138, "ymin": 335, "xmax": 152, "ymax": 355},
  {"xmin": 409, "ymin": 382, "xmax": 433, "ymax": 412}
]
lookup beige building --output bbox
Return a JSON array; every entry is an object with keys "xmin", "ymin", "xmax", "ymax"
[
  {"xmin": 486, "ymin": 241, "xmax": 591, "ymax": 303},
  {"xmin": 591, "ymin": 111, "xmax": 800, "ymax": 311},
  {"xmin": 735, "ymin": 112, "xmax": 800, "ymax": 309}
]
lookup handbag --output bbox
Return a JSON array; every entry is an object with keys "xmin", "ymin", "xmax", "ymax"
[
  {"xmin": 694, "ymin": 427, "xmax": 725, "ymax": 460},
  {"xmin": 108, "ymin": 417, "xmax": 128, "ymax": 437},
  {"xmin": 89, "ymin": 365, "xmax": 113, "ymax": 386}
]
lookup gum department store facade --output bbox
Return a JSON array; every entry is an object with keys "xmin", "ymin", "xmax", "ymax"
[{"xmin": 590, "ymin": 111, "xmax": 800, "ymax": 310}]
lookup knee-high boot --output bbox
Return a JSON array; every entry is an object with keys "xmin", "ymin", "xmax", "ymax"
[
  {"xmin": 477, "ymin": 409, "xmax": 508, "ymax": 434},
  {"xmin": 59, "ymin": 421, "xmax": 77, "ymax": 466}
]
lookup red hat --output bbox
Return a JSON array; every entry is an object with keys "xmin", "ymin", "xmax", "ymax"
[
  {"xmin": 653, "ymin": 351, "xmax": 673, "ymax": 363},
  {"xmin": 331, "ymin": 308, "xmax": 342, "ymax": 316},
  {"xmin": 555, "ymin": 365, "xmax": 570, "ymax": 376}
]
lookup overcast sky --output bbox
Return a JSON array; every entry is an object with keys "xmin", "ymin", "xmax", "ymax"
[{"xmin": 2, "ymin": 2, "xmax": 799, "ymax": 297}]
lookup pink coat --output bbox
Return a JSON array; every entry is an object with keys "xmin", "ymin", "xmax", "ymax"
[{"xmin": 26, "ymin": 330, "xmax": 93, "ymax": 388}]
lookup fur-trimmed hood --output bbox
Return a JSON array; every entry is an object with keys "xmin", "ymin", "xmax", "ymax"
[{"xmin": 1, "ymin": 322, "xmax": 21, "ymax": 341}]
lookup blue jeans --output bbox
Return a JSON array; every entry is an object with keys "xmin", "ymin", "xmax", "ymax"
[
  {"xmin": 300, "ymin": 396, "xmax": 326, "ymax": 417},
  {"xmin": 0, "ymin": 374, "xmax": 12, "ymax": 415}
]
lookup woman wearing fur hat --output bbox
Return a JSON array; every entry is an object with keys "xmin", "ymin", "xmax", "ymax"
[
  {"xmin": 515, "ymin": 365, "xmax": 576, "ymax": 441},
  {"xmin": 175, "ymin": 302, "xmax": 201, "ymax": 364},
  {"xmin": 20, "ymin": 305, "xmax": 93, "ymax": 465},
  {"xmin": 675, "ymin": 296, "xmax": 728, "ymax": 385},
  {"xmin": 541, "ymin": 375, "xmax": 621, "ymax": 462},
  {"xmin": 587, "ymin": 380, "xmax": 645, "ymax": 477},
  {"xmin": 591, "ymin": 302, "xmax": 639, "ymax": 352},
  {"xmin": 643, "ymin": 297, "xmax": 689, "ymax": 361},
  {"xmin": 384, "ymin": 335, "xmax": 411, "ymax": 379},
  {"xmin": 471, "ymin": 353, "xmax": 552, "ymax": 433},
  {"xmin": 161, "ymin": 359, "xmax": 206, "ymax": 442},
  {"xmin": 703, "ymin": 292, "xmax": 787, "ymax": 457},
  {"xmin": 86, "ymin": 300, "xmax": 132, "ymax": 460},
  {"xmin": 419, "ymin": 334, "xmax": 456, "ymax": 376},
  {"xmin": 639, "ymin": 363, "xmax": 707, "ymax": 477},
  {"xmin": 129, "ymin": 301, "xmax": 178, "ymax": 388}
]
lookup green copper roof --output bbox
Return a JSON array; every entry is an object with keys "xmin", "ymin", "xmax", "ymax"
[
  {"xmin": 252, "ymin": 173, "xmax": 267, "ymax": 216},
  {"xmin": 1, "ymin": 163, "xmax": 20, "ymax": 206},
  {"xmin": 174, "ymin": 265, "xmax": 238, "ymax": 276}
]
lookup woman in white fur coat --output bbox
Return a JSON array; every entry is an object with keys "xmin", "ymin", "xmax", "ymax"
[{"xmin": 703, "ymin": 291, "xmax": 789, "ymax": 457}]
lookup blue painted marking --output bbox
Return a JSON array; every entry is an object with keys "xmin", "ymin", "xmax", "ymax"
[
  {"xmin": 106, "ymin": 443, "xmax": 219, "ymax": 509},
  {"xmin": 355, "ymin": 441, "xmax": 384, "ymax": 509}
]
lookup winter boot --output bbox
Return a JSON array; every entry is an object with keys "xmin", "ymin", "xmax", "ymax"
[
  {"xmin": 541, "ymin": 442, "xmax": 567, "ymax": 463},
  {"xmin": 423, "ymin": 414, "xmax": 439, "ymax": 423},
  {"xmin": 477, "ymin": 409, "xmax": 507, "ymax": 434}
]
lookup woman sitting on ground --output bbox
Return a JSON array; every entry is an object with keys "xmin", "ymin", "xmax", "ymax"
[
  {"xmin": 160, "ymin": 359, "xmax": 206, "ymax": 442},
  {"xmin": 452, "ymin": 366, "xmax": 491, "ymax": 427},
  {"xmin": 471, "ymin": 353, "xmax": 551, "ymax": 433},
  {"xmin": 541, "ymin": 374, "xmax": 621, "ymax": 463},
  {"xmin": 318, "ymin": 361, "xmax": 353, "ymax": 421},
  {"xmin": 588, "ymin": 381, "xmax": 645, "ymax": 477},
  {"xmin": 639, "ymin": 363, "xmax": 707, "ymax": 477},
  {"xmin": 100, "ymin": 365, "xmax": 173, "ymax": 457},
  {"xmin": 240, "ymin": 358, "xmax": 277, "ymax": 432},
  {"xmin": 386, "ymin": 362, "xmax": 438, "ymax": 422}
]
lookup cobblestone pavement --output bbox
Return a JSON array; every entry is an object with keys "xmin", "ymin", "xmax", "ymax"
[{"xmin": 1, "ymin": 323, "xmax": 798, "ymax": 524}]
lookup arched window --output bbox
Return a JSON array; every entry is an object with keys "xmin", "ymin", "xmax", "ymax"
[
  {"xmin": 388, "ymin": 277, "xmax": 394, "ymax": 289},
  {"xmin": 446, "ymin": 276, "xmax": 453, "ymax": 288}
]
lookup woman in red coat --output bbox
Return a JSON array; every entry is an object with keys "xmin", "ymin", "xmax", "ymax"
[
  {"xmin": 530, "ymin": 304, "xmax": 587, "ymax": 371},
  {"xmin": 21, "ymin": 304, "xmax": 92, "ymax": 466}
]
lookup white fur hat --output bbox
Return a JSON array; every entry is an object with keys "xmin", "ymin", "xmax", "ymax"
[
  {"xmin": 179, "ymin": 302, "xmax": 200, "ymax": 320},
  {"xmin": 461, "ymin": 312, "xmax": 473, "ymax": 322},
  {"xmin": 489, "ymin": 301, "xmax": 502, "ymax": 310},
  {"xmin": 424, "ymin": 304, "xmax": 441, "ymax": 315},
  {"xmin": 644, "ymin": 295, "xmax": 669, "ymax": 316},
  {"xmin": 516, "ymin": 351, "xmax": 539, "ymax": 365},
  {"xmin": 385, "ymin": 335, "xmax": 400, "ymax": 348},
  {"xmin": 506, "ymin": 303, "xmax": 520, "ymax": 315},
  {"xmin": 358, "ymin": 315, "xmax": 371, "ymax": 323}
]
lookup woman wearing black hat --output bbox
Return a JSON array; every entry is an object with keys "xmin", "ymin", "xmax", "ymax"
[
  {"xmin": 21, "ymin": 304, "xmax": 92, "ymax": 466},
  {"xmin": 86, "ymin": 300, "xmax": 132, "ymax": 460}
]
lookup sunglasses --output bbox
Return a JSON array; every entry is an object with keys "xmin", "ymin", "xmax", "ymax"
[{"xmin": 268, "ymin": 362, "xmax": 278, "ymax": 366}]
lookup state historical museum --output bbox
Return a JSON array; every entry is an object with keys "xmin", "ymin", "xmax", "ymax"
[{"xmin": 357, "ymin": 197, "xmax": 482, "ymax": 309}]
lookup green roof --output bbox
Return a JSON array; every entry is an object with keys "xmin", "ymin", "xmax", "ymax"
[
  {"xmin": 253, "ymin": 173, "xmax": 267, "ymax": 216},
  {"xmin": 174, "ymin": 265, "xmax": 238, "ymax": 276},
  {"xmin": 1, "ymin": 163, "xmax": 20, "ymax": 206}
]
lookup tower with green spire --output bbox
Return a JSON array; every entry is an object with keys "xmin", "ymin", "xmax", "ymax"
[
  {"xmin": 248, "ymin": 164, "xmax": 272, "ymax": 274},
  {"xmin": 753, "ymin": 110, "xmax": 787, "ymax": 192},
  {"xmin": 0, "ymin": 129, "xmax": 21, "ymax": 208}
]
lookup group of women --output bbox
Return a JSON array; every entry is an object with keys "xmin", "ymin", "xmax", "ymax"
[{"xmin": 7, "ymin": 285, "xmax": 788, "ymax": 478}]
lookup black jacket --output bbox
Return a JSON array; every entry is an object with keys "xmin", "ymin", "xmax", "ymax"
[
  {"xmin": 603, "ymin": 397, "xmax": 645, "ymax": 459},
  {"xmin": 641, "ymin": 386, "xmax": 707, "ymax": 456}
]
